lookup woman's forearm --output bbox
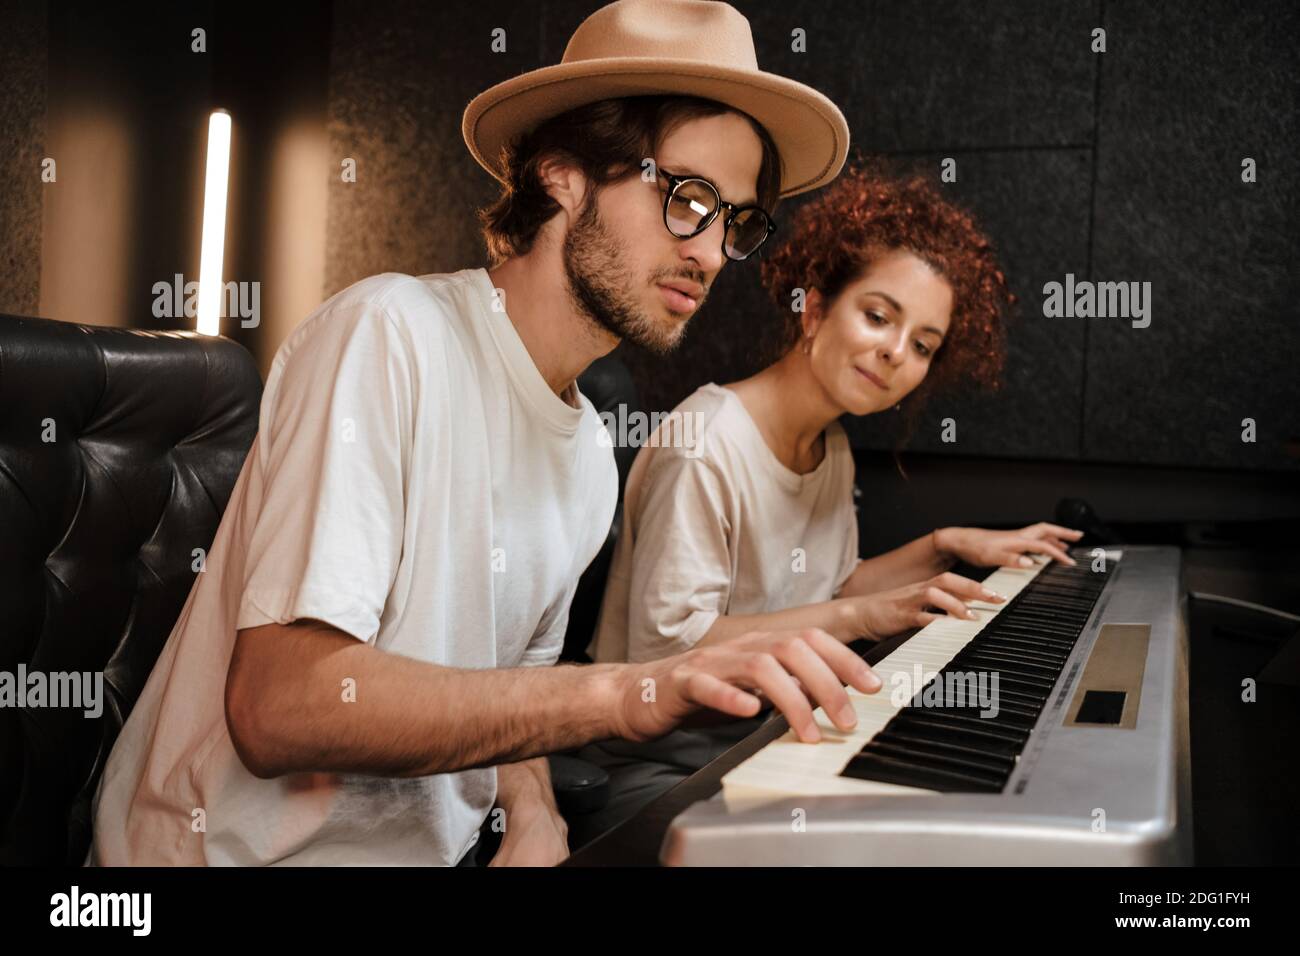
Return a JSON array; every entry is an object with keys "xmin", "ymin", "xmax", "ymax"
[
  {"xmin": 838, "ymin": 528, "xmax": 959, "ymax": 597},
  {"xmin": 695, "ymin": 598, "xmax": 863, "ymax": 647},
  {"xmin": 693, "ymin": 530, "xmax": 959, "ymax": 649}
]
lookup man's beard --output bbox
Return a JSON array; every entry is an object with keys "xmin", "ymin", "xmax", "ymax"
[{"xmin": 562, "ymin": 194, "xmax": 703, "ymax": 356}]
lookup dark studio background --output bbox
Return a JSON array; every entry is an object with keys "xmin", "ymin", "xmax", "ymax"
[
  {"xmin": 1, "ymin": 0, "xmax": 1297, "ymax": 864},
  {"xmin": 4, "ymin": 0, "xmax": 1296, "ymax": 591}
]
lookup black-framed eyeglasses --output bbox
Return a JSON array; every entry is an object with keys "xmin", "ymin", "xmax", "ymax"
[{"xmin": 654, "ymin": 167, "xmax": 776, "ymax": 261}]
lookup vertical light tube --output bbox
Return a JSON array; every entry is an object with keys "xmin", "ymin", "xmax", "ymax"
[{"xmin": 197, "ymin": 109, "xmax": 232, "ymax": 336}]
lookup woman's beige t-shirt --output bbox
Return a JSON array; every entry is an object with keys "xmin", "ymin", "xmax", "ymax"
[{"xmin": 589, "ymin": 383, "xmax": 860, "ymax": 663}]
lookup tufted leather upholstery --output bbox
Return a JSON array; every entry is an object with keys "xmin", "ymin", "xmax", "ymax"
[
  {"xmin": 0, "ymin": 313, "xmax": 639, "ymax": 863},
  {"xmin": 0, "ymin": 313, "xmax": 263, "ymax": 865}
]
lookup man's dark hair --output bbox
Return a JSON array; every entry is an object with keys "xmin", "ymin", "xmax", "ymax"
[{"xmin": 478, "ymin": 95, "xmax": 783, "ymax": 263}]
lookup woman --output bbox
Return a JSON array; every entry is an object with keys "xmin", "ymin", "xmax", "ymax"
[{"xmin": 576, "ymin": 162, "xmax": 1083, "ymax": 844}]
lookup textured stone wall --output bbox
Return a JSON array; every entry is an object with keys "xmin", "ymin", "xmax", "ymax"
[{"xmin": 0, "ymin": 0, "xmax": 48, "ymax": 317}]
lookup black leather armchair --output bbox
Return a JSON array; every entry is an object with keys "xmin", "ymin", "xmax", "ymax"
[
  {"xmin": 0, "ymin": 314, "xmax": 261, "ymax": 865},
  {"xmin": 0, "ymin": 313, "xmax": 639, "ymax": 864}
]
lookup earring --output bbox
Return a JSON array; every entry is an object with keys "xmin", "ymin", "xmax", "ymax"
[{"xmin": 801, "ymin": 336, "xmax": 813, "ymax": 355}]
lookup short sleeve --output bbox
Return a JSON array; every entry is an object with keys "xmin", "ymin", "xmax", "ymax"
[
  {"xmin": 832, "ymin": 482, "xmax": 861, "ymax": 596},
  {"xmin": 832, "ymin": 438, "xmax": 862, "ymax": 596},
  {"xmin": 834, "ymin": 552, "xmax": 861, "ymax": 597},
  {"xmin": 518, "ymin": 580, "xmax": 578, "ymax": 668},
  {"xmin": 624, "ymin": 451, "xmax": 734, "ymax": 661},
  {"xmin": 236, "ymin": 304, "xmax": 416, "ymax": 644}
]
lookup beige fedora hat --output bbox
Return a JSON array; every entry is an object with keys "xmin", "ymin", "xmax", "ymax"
[{"xmin": 462, "ymin": 0, "xmax": 849, "ymax": 198}]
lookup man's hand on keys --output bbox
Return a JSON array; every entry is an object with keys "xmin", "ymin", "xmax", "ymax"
[{"xmin": 616, "ymin": 628, "xmax": 883, "ymax": 744}]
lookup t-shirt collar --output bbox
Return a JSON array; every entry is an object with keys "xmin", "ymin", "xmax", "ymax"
[
  {"xmin": 711, "ymin": 383, "xmax": 833, "ymax": 492},
  {"xmin": 467, "ymin": 268, "xmax": 587, "ymax": 434}
]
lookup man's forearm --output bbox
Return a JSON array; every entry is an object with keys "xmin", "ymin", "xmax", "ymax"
[
  {"xmin": 226, "ymin": 620, "xmax": 628, "ymax": 779},
  {"xmin": 838, "ymin": 529, "xmax": 959, "ymax": 597}
]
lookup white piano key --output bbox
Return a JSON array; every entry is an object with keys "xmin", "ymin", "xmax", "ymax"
[{"xmin": 722, "ymin": 556, "xmax": 1055, "ymax": 803}]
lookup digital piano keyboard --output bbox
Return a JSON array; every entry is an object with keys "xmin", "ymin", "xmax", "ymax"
[{"xmin": 661, "ymin": 545, "xmax": 1191, "ymax": 865}]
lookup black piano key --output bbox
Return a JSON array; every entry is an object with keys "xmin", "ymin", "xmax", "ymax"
[
  {"xmin": 972, "ymin": 700, "xmax": 1041, "ymax": 721},
  {"xmin": 974, "ymin": 651, "xmax": 1069, "ymax": 673},
  {"xmin": 875, "ymin": 729, "xmax": 1018, "ymax": 770},
  {"xmin": 981, "ymin": 686, "xmax": 1049, "ymax": 710},
  {"xmin": 905, "ymin": 679, "xmax": 1042, "ymax": 723},
  {"xmin": 947, "ymin": 663, "xmax": 1057, "ymax": 692},
  {"xmin": 878, "ymin": 719, "xmax": 1024, "ymax": 758},
  {"xmin": 840, "ymin": 557, "xmax": 1114, "ymax": 792},
  {"xmin": 921, "ymin": 673, "xmax": 1048, "ymax": 704},
  {"xmin": 998, "ymin": 606, "xmax": 1091, "ymax": 622},
  {"xmin": 893, "ymin": 709, "xmax": 1031, "ymax": 744},
  {"xmin": 925, "ymin": 706, "xmax": 1040, "ymax": 733},
  {"xmin": 861, "ymin": 740, "xmax": 1010, "ymax": 781},
  {"xmin": 840, "ymin": 751, "xmax": 1005, "ymax": 793},
  {"xmin": 1018, "ymin": 600, "xmax": 1101, "ymax": 614},
  {"xmin": 1031, "ymin": 575, "xmax": 1107, "ymax": 589},
  {"xmin": 1019, "ymin": 585, "xmax": 1100, "ymax": 598},
  {"xmin": 979, "ymin": 675, "xmax": 1052, "ymax": 700},
  {"xmin": 1007, "ymin": 618, "xmax": 1089, "ymax": 634},
  {"xmin": 954, "ymin": 657, "xmax": 1058, "ymax": 688},
  {"xmin": 988, "ymin": 618, "xmax": 1082, "ymax": 637},
  {"xmin": 988, "ymin": 623, "xmax": 1078, "ymax": 642},
  {"xmin": 973, "ymin": 636, "xmax": 1073, "ymax": 657},
  {"xmin": 965, "ymin": 642, "xmax": 1067, "ymax": 667},
  {"xmin": 991, "ymin": 617, "xmax": 1083, "ymax": 638},
  {"xmin": 1013, "ymin": 596, "xmax": 1095, "ymax": 609},
  {"xmin": 1017, "ymin": 602, "xmax": 1095, "ymax": 616},
  {"xmin": 976, "ymin": 636, "xmax": 1071, "ymax": 659},
  {"xmin": 952, "ymin": 650, "xmax": 1060, "ymax": 679},
  {"xmin": 981, "ymin": 641, "xmax": 1075, "ymax": 660}
]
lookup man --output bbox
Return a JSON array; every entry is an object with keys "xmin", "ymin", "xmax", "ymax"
[{"xmin": 90, "ymin": 0, "xmax": 872, "ymax": 867}]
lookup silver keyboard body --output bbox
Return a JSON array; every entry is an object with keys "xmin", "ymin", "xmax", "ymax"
[{"xmin": 662, "ymin": 546, "xmax": 1192, "ymax": 866}]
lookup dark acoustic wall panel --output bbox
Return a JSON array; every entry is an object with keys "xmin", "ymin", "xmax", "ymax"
[
  {"xmin": 321, "ymin": 0, "xmax": 1296, "ymax": 474},
  {"xmin": 533, "ymin": 0, "xmax": 1106, "ymax": 435},
  {"xmin": 324, "ymin": 0, "xmax": 548, "ymax": 296},
  {"xmin": 0, "ymin": 0, "xmax": 47, "ymax": 317},
  {"xmin": 619, "ymin": 0, "xmax": 1102, "ymax": 450},
  {"xmin": 743, "ymin": 0, "xmax": 1099, "ymax": 152},
  {"xmin": 1087, "ymin": 1, "xmax": 1300, "ymax": 471},
  {"xmin": 840, "ymin": 149, "xmax": 1092, "ymax": 461}
]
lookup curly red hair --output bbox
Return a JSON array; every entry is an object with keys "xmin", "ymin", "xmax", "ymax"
[{"xmin": 759, "ymin": 159, "xmax": 1015, "ymax": 406}]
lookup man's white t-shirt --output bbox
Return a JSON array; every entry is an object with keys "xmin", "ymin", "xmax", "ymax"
[{"xmin": 90, "ymin": 268, "xmax": 618, "ymax": 865}]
